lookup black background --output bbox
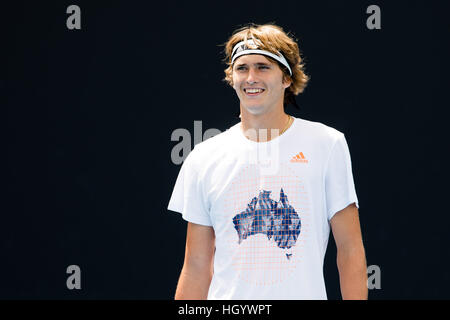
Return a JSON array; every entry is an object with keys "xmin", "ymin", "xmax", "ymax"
[{"xmin": 4, "ymin": 0, "xmax": 450, "ymax": 299}]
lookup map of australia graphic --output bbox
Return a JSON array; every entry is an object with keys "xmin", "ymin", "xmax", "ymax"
[{"xmin": 232, "ymin": 188, "xmax": 301, "ymax": 260}]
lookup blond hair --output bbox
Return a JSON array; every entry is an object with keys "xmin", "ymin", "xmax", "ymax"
[{"xmin": 222, "ymin": 23, "xmax": 309, "ymax": 109}]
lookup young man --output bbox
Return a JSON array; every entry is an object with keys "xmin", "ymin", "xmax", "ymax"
[{"xmin": 167, "ymin": 23, "xmax": 367, "ymax": 300}]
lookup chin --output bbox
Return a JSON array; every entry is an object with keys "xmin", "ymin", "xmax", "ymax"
[{"xmin": 243, "ymin": 104, "xmax": 267, "ymax": 115}]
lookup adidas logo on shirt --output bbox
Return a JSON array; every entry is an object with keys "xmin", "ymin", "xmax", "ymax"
[{"xmin": 290, "ymin": 152, "xmax": 308, "ymax": 163}]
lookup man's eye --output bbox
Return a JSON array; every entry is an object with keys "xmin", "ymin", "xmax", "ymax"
[{"xmin": 236, "ymin": 66, "xmax": 268, "ymax": 71}]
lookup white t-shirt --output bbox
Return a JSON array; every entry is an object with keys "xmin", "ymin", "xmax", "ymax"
[{"xmin": 167, "ymin": 116, "xmax": 359, "ymax": 300}]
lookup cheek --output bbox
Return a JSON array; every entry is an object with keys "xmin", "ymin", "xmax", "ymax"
[{"xmin": 232, "ymin": 74, "xmax": 241, "ymax": 90}]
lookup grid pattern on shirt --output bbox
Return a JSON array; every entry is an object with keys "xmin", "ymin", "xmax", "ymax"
[{"xmin": 223, "ymin": 164, "xmax": 311, "ymax": 286}]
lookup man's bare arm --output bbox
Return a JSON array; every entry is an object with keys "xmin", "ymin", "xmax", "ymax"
[
  {"xmin": 330, "ymin": 203, "xmax": 368, "ymax": 300},
  {"xmin": 174, "ymin": 222, "xmax": 215, "ymax": 300}
]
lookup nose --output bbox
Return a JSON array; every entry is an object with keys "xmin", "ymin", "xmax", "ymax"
[{"xmin": 246, "ymin": 67, "xmax": 258, "ymax": 84}]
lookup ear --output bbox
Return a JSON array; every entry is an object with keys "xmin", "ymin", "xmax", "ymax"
[{"xmin": 283, "ymin": 77, "xmax": 292, "ymax": 89}]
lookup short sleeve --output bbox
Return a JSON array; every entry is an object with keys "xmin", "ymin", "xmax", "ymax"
[
  {"xmin": 167, "ymin": 150, "xmax": 212, "ymax": 226},
  {"xmin": 325, "ymin": 133, "xmax": 359, "ymax": 221}
]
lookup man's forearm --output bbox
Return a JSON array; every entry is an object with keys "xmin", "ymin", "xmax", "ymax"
[
  {"xmin": 336, "ymin": 246, "xmax": 368, "ymax": 300},
  {"xmin": 174, "ymin": 265, "xmax": 213, "ymax": 300}
]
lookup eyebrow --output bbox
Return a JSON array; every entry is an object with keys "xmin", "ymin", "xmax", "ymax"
[{"xmin": 234, "ymin": 62, "xmax": 272, "ymax": 68}]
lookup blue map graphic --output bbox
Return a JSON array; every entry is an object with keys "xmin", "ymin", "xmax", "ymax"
[{"xmin": 232, "ymin": 188, "xmax": 301, "ymax": 259}]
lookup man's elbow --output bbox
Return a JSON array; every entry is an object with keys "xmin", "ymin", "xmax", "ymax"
[
  {"xmin": 336, "ymin": 243, "xmax": 367, "ymax": 269},
  {"xmin": 175, "ymin": 260, "xmax": 214, "ymax": 300},
  {"xmin": 183, "ymin": 257, "xmax": 214, "ymax": 279}
]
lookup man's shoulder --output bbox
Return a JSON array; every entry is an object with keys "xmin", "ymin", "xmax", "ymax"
[
  {"xmin": 193, "ymin": 122, "xmax": 239, "ymax": 151},
  {"xmin": 184, "ymin": 122, "xmax": 239, "ymax": 165},
  {"xmin": 295, "ymin": 117, "xmax": 345, "ymax": 142}
]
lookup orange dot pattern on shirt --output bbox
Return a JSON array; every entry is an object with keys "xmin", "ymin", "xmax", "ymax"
[{"xmin": 223, "ymin": 164, "xmax": 311, "ymax": 286}]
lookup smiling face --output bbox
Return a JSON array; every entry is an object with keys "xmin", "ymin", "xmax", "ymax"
[{"xmin": 232, "ymin": 54, "xmax": 291, "ymax": 116}]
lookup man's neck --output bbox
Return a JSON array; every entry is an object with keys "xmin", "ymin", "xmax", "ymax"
[{"xmin": 240, "ymin": 107, "xmax": 291, "ymax": 142}]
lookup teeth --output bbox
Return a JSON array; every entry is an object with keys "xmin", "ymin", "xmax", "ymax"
[{"xmin": 245, "ymin": 88, "xmax": 263, "ymax": 93}]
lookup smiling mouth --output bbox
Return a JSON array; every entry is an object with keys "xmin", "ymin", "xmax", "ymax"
[{"xmin": 244, "ymin": 88, "xmax": 265, "ymax": 96}]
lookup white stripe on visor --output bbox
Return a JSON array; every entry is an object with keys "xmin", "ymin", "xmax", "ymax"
[{"xmin": 231, "ymin": 39, "xmax": 293, "ymax": 76}]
